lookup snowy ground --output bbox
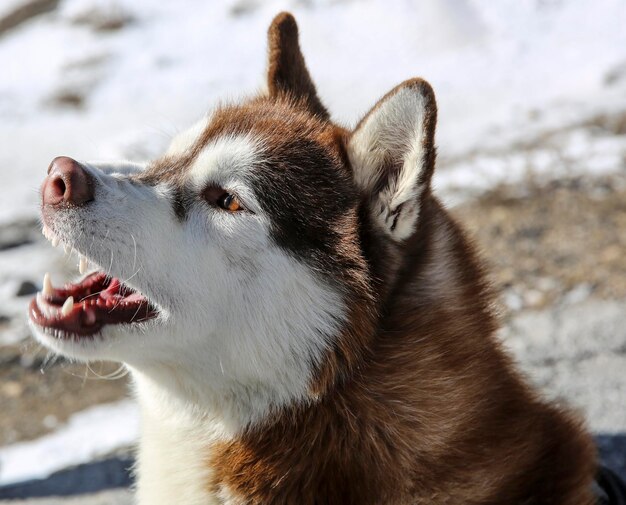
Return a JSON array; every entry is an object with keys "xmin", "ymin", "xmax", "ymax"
[
  {"xmin": 0, "ymin": 401, "xmax": 137, "ymax": 485},
  {"xmin": 1, "ymin": 0, "xmax": 625, "ymax": 224},
  {"xmin": 0, "ymin": 0, "xmax": 625, "ymax": 501}
]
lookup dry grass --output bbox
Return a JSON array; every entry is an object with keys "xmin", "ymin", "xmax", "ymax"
[{"xmin": 456, "ymin": 175, "xmax": 626, "ymax": 311}]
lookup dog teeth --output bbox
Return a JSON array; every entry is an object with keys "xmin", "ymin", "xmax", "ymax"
[
  {"xmin": 61, "ymin": 296, "xmax": 74, "ymax": 317},
  {"xmin": 42, "ymin": 226, "xmax": 60, "ymax": 247},
  {"xmin": 79, "ymin": 255, "xmax": 88, "ymax": 275},
  {"xmin": 36, "ymin": 293, "xmax": 58, "ymax": 319},
  {"xmin": 64, "ymin": 245, "xmax": 71, "ymax": 255},
  {"xmin": 43, "ymin": 273, "xmax": 54, "ymax": 296}
]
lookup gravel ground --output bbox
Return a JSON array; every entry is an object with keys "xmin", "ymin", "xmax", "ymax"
[
  {"xmin": 0, "ymin": 352, "xmax": 128, "ymax": 445},
  {"xmin": 454, "ymin": 175, "xmax": 626, "ymax": 312}
]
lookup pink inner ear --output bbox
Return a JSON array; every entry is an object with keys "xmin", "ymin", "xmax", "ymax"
[
  {"xmin": 346, "ymin": 79, "xmax": 438, "ymax": 241},
  {"xmin": 348, "ymin": 79, "xmax": 438, "ymax": 194}
]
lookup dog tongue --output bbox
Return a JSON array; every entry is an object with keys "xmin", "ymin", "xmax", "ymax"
[
  {"xmin": 101, "ymin": 278, "xmax": 122, "ymax": 300},
  {"xmin": 30, "ymin": 272, "xmax": 158, "ymax": 337},
  {"xmin": 124, "ymin": 292, "xmax": 146, "ymax": 303},
  {"xmin": 99, "ymin": 278, "xmax": 146, "ymax": 303}
]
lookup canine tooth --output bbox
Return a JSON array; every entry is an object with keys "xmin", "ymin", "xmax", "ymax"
[
  {"xmin": 79, "ymin": 256, "xmax": 88, "ymax": 275},
  {"xmin": 43, "ymin": 273, "xmax": 53, "ymax": 296},
  {"xmin": 61, "ymin": 296, "xmax": 74, "ymax": 316},
  {"xmin": 51, "ymin": 237, "xmax": 59, "ymax": 248}
]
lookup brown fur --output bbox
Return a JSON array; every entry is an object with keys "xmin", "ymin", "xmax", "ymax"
[
  {"xmin": 267, "ymin": 12, "xmax": 329, "ymax": 119},
  {"xmin": 154, "ymin": 12, "xmax": 597, "ymax": 504},
  {"xmin": 208, "ymin": 196, "xmax": 596, "ymax": 505}
]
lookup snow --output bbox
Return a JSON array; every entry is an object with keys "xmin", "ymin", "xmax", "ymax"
[
  {"xmin": 1, "ymin": 0, "xmax": 626, "ymax": 488},
  {"xmin": 0, "ymin": 400, "xmax": 138, "ymax": 486},
  {"xmin": 435, "ymin": 123, "xmax": 626, "ymax": 206},
  {"xmin": 1, "ymin": 0, "xmax": 625, "ymax": 223}
]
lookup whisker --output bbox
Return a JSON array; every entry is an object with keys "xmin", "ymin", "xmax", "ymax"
[
  {"xmin": 68, "ymin": 363, "xmax": 128, "ymax": 381},
  {"xmin": 121, "ymin": 267, "xmax": 142, "ymax": 285},
  {"xmin": 39, "ymin": 351, "xmax": 59, "ymax": 374},
  {"xmin": 131, "ymin": 233, "xmax": 137, "ymax": 274},
  {"xmin": 88, "ymin": 363, "xmax": 128, "ymax": 381},
  {"xmin": 105, "ymin": 267, "xmax": 143, "ymax": 313},
  {"xmin": 79, "ymin": 265, "xmax": 142, "ymax": 304},
  {"xmin": 129, "ymin": 302, "xmax": 143, "ymax": 322}
]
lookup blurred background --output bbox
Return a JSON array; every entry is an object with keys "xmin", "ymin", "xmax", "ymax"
[{"xmin": 0, "ymin": 0, "xmax": 625, "ymax": 503}]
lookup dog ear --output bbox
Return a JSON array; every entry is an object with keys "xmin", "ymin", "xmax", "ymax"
[
  {"xmin": 267, "ymin": 12, "xmax": 329, "ymax": 119},
  {"xmin": 348, "ymin": 79, "xmax": 437, "ymax": 242}
]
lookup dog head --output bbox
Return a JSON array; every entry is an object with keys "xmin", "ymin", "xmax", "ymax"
[{"xmin": 30, "ymin": 12, "xmax": 438, "ymax": 427}]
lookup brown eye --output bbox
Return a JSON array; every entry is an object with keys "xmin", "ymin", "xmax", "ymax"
[
  {"xmin": 218, "ymin": 193, "xmax": 242, "ymax": 212},
  {"xmin": 203, "ymin": 186, "xmax": 245, "ymax": 212}
]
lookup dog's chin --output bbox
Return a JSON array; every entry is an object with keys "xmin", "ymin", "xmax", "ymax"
[
  {"xmin": 29, "ymin": 315, "xmax": 161, "ymax": 363},
  {"xmin": 30, "ymin": 322, "xmax": 120, "ymax": 361}
]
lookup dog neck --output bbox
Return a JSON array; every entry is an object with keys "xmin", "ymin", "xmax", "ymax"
[{"xmin": 132, "ymin": 371, "xmax": 232, "ymax": 505}]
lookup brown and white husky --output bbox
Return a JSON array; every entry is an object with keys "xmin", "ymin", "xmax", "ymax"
[{"xmin": 29, "ymin": 12, "xmax": 597, "ymax": 505}]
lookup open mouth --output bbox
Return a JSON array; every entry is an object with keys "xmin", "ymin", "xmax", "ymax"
[{"xmin": 30, "ymin": 268, "xmax": 158, "ymax": 339}]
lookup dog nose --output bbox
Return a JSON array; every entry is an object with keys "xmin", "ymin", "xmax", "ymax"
[{"xmin": 42, "ymin": 156, "xmax": 94, "ymax": 207}]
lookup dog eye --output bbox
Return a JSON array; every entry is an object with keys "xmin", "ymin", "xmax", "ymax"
[
  {"xmin": 218, "ymin": 193, "xmax": 242, "ymax": 212},
  {"xmin": 203, "ymin": 186, "xmax": 244, "ymax": 212}
]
